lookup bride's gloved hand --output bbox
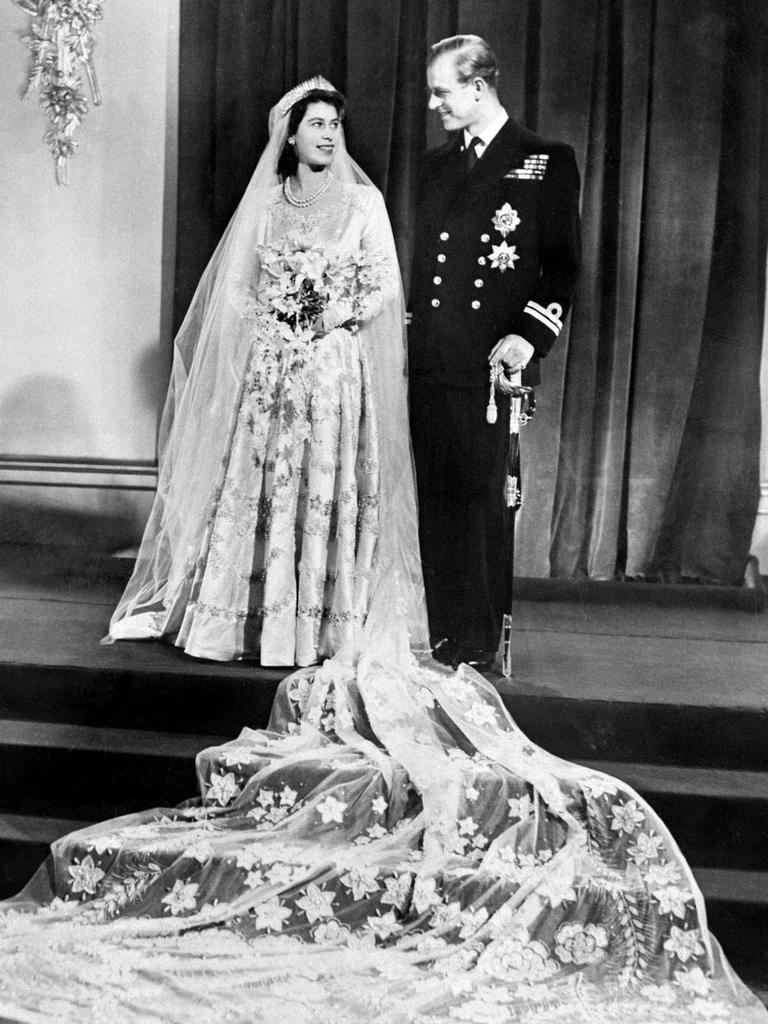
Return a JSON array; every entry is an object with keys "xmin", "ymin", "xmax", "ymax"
[{"xmin": 319, "ymin": 300, "xmax": 356, "ymax": 335}]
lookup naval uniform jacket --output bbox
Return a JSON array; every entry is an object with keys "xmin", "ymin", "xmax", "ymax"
[{"xmin": 409, "ymin": 118, "xmax": 581, "ymax": 390}]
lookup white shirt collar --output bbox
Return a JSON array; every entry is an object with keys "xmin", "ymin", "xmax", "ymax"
[{"xmin": 464, "ymin": 108, "xmax": 509, "ymax": 156}]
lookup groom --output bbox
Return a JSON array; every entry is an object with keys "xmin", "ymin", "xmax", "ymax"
[{"xmin": 409, "ymin": 35, "xmax": 581, "ymax": 672}]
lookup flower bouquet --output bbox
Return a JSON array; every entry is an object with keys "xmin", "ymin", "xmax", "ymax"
[{"xmin": 253, "ymin": 244, "xmax": 380, "ymax": 375}]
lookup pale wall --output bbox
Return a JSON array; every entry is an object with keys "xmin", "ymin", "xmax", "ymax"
[{"xmin": 0, "ymin": 0, "xmax": 178, "ymax": 546}]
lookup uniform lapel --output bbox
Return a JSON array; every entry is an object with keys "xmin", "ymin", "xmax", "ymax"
[
  {"xmin": 463, "ymin": 118, "xmax": 525, "ymax": 195},
  {"xmin": 423, "ymin": 119, "xmax": 530, "ymax": 229},
  {"xmin": 424, "ymin": 136, "xmax": 464, "ymax": 227}
]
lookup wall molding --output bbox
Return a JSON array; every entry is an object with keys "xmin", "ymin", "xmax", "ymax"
[{"xmin": 0, "ymin": 455, "xmax": 158, "ymax": 491}]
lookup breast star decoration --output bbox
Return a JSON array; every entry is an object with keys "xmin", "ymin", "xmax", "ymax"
[
  {"xmin": 489, "ymin": 241, "xmax": 520, "ymax": 273},
  {"xmin": 492, "ymin": 203, "xmax": 521, "ymax": 237}
]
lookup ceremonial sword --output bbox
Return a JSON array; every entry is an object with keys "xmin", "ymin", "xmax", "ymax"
[{"xmin": 487, "ymin": 366, "xmax": 535, "ymax": 678}]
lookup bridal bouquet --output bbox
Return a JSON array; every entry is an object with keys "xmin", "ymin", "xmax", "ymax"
[{"xmin": 253, "ymin": 243, "xmax": 380, "ymax": 374}]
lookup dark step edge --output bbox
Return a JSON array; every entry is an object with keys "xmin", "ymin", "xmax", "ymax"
[
  {"xmin": 0, "ymin": 719, "xmax": 229, "ymax": 759},
  {"xmin": 695, "ymin": 868, "xmax": 768, "ymax": 906},
  {"xmin": 579, "ymin": 760, "xmax": 768, "ymax": 802},
  {"xmin": 0, "ymin": 812, "xmax": 91, "ymax": 844},
  {"xmin": 514, "ymin": 576, "xmax": 766, "ymax": 613}
]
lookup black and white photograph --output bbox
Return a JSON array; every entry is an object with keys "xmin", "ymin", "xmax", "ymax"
[{"xmin": 0, "ymin": 1, "xmax": 766, "ymax": 1020}]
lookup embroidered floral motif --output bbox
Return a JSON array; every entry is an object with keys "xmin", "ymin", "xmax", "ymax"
[
  {"xmin": 664, "ymin": 926, "xmax": 706, "ymax": 963},
  {"xmin": 341, "ymin": 866, "xmax": 380, "ymax": 900},
  {"xmin": 313, "ymin": 918, "xmax": 350, "ymax": 944},
  {"xmin": 554, "ymin": 922, "xmax": 609, "ymax": 964},
  {"xmin": 366, "ymin": 910, "xmax": 401, "ymax": 940},
  {"xmin": 295, "ymin": 884, "xmax": 336, "ymax": 923},
  {"xmin": 68, "ymin": 855, "xmax": 105, "ymax": 896},
  {"xmin": 610, "ymin": 799, "xmax": 645, "ymax": 835},
  {"xmin": 654, "ymin": 884, "xmax": 693, "ymax": 918},
  {"xmin": 206, "ymin": 771, "xmax": 241, "ymax": 807},
  {"xmin": 507, "ymin": 794, "xmax": 533, "ymax": 820},
  {"xmin": 161, "ymin": 880, "xmax": 200, "ymax": 916},
  {"xmin": 581, "ymin": 775, "xmax": 619, "ymax": 800},
  {"xmin": 479, "ymin": 934, "xmax": 558, "ymax": 982},
  {"xmin": 628, "ymin": 831, "xmax": 664, "ymax": 864},
  {"xmin": 253, "ymin": 897, "xmax": 292, "ymax": 932},
  {"xmin": 316, "ymin": 794, "xmax": 347, "ymax": 824},
  {"xmin": 381, "ymin": 873, "xmax": 413, "ymax": 912}
]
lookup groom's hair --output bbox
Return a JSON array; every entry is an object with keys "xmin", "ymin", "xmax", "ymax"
[
  {"xmin": 428, "ymin": 34, "xmax": 499, "ymax": 91},
  {"xmin": 278, "ymin": 88, "xmax": 346, "ymax": 180}
]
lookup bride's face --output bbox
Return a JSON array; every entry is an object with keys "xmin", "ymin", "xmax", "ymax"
[{"xmin": 292, "ymin": 101, "xmax": 341, "ymax": 171}]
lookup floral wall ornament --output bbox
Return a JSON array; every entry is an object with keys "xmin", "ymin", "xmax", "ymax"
[{"xmin": 11, "ymin": 0, "xmax": 106, "ymax": 184}]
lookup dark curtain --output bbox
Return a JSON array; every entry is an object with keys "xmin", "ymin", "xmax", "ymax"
[{"xmin": 175, "ymin": 0, "xmax": 768, "ymax": 584}]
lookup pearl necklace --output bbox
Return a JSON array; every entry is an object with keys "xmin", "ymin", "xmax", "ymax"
[{"xmin": 283, "ymin": 170, "xmax": 334, "ymax": 208}]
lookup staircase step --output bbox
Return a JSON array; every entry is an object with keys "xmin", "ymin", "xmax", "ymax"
[
  {"xmin": 0, "ymin": 662, "xmax": 282, "ymax": 736},
  {"xmin": 0, "ymin": 812, "xmax": 91, "ymax": 898},
  {"xmin": 581, "ymin": 760, "xmax": 768, "ymax": 801},
  {"xmin": 696, "ymin": 870, "xmax": 768, "ymax": 982},
  {"xmin": 2, "ymin": 663, "xmax": 767, "ymax": 772},
  {"xmin": 0, "ymin": 720, "xmax": 216, "ymax": 821},
  {"xmin": 505, "ymin": 693, "xmax": 768, "ymax": 772},
  {"xmin": 1, "ymin": 722, "xmax": 766, "ymax": 868},
  {"xmin": 695, "ymin": 868, "xmax": 768, "ymax": 905},
  {"xmin": 0, "ymin": 811, "xmax": 90, "ymax": 845},
  {"xmin": 0, "ymin": 718, "xmax": 227, "ymax": 759}
]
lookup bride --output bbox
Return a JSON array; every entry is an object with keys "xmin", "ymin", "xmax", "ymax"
[
  {"xmin": 1, "ymin": 79, "xmax": 765, "ymax": 1024},
  {"xmin": 105, "ymin": 77, "xmax": 420, "ymax": 665}
]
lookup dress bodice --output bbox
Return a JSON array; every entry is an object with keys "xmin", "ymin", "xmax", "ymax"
[{"xmin": 268, "ymin": 180, "xmax": 372, "ymax": 248}]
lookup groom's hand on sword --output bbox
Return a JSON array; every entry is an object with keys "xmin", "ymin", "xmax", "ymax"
[{"xmin": 489, "ymin": 334, "xmax": 535, "ymax": 394}]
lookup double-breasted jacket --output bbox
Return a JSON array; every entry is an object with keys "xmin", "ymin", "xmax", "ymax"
[{"xmin": 409, "ymin": 118, "xmax": 581, "ymax": 389}]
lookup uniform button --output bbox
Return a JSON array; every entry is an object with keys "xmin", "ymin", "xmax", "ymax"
[
  {"xmin": 437, "ymin": 254, "xmax": 446, "ymax": 263},
  {"xmin": 481, "ymin": 233, "xmax": 490, "ymax": 242},
  {"xmin": 477, "ymin": 257, "xmax": 486, "ymax": 266},
  {"xmin": 431, "ymin": 298, "xmax": 440, "ymax": 308},
  {"xmin": 433, "ymin": 276, "xmax": 442, "ymax": 285},
  {"xmin": 439, "ymin": 231, "xmax": 450, "ymax": 241},
  {"xmin": 471, "ymin": 300, "xmax": 481, "ymax": 310},
  {"xmin": 474, "ymin": 279, "xmax": 484, "ymax": 288}
]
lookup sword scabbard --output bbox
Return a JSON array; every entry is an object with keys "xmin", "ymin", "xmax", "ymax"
[{"xmin": 502, "ymin": 613, "xmax": 513, "ymax": 678}]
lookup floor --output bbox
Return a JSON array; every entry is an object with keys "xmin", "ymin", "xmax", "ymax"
[
  {"xmin": 1, "ymin": 542, "xmax": 766, "ymax": 710},
  {"xmin": 1, "ymin": 541, "xmax": 767, "ymax": 1000}
]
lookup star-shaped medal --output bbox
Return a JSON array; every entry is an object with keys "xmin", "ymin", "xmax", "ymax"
[
  {"xmin": 489, "ymin": 240, "xmax": 520, "ymax": 273},
  {"xmin": 492, "ymin": 203, "xmax": 521, "ymax": 236}
]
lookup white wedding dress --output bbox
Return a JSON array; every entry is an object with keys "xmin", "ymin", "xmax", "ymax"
[{"xmin": 1, "ymin": 80, "xmax": 764, "ymax": 1024}]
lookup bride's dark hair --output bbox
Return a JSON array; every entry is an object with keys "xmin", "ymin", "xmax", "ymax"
[{"xmin": 277, "ymin": 87, "xmax": 346, "ymax": 179}]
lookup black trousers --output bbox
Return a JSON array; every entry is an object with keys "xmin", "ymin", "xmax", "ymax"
[{"xmin": 409, "ymin": 383, "xmax": 510, "ymax": 652}]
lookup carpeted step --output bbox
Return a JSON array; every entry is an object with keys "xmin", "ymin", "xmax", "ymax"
[
  {"xmin": 580, "ymin": 760, "xmax": 768, "ymax": 871},
  {"xmin": 0, "ymin": 719, "xmax": 225, "ymax": 821},
  {"xmin": 0, "ymin": 812, "xmax": 90, "ymax": 898},
  {"xmin": 694, "ymin": 869, "xmax": 768, "ymax": 984},
  {"xmin": 1, "ymin": 719, "xmax": 767, "ymax": 871},
  {"xmin": 3, "ymin": 662, "xmax": 768, "ymax": 773},
  {"xmin": 505, "ymin": 693, "xmax": 768, "ymax": 772},
  {"xmin": 0, "ymin": 662, "xmax": 282, "ymax": 736}
]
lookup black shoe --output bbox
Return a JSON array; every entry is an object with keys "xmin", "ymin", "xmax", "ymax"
[
  {"xmin": 452, "ymin": 647, "xmax": 496, "ymax": 673},
  {"xmin": 431, "ymin": 637, "xmax": 459, "ymax": 665}
]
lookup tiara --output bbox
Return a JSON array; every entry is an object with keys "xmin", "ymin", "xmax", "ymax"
[{"xmin": 269, "ymin": 76, "xmax": 337, "ymax": 135}]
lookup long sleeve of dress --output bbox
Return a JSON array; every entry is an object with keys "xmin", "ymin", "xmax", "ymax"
[{"xmin": 358, "ymin": 188, "xmax": 402, "ymax": 324}]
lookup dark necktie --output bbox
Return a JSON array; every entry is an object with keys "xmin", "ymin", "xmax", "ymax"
[{"xmin": 464, "ymin": 136, "xmax": 482, "ymax": 173}]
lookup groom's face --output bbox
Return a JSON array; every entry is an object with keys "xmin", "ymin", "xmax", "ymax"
[{"xmin": 427, "ymin": 54, "xmax": 477, "ymax": 132}]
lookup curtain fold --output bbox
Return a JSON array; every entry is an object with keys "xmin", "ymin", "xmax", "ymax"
[{"xmin": 174, "ymin": 0, "xmax": 767, "ymax": 585}]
